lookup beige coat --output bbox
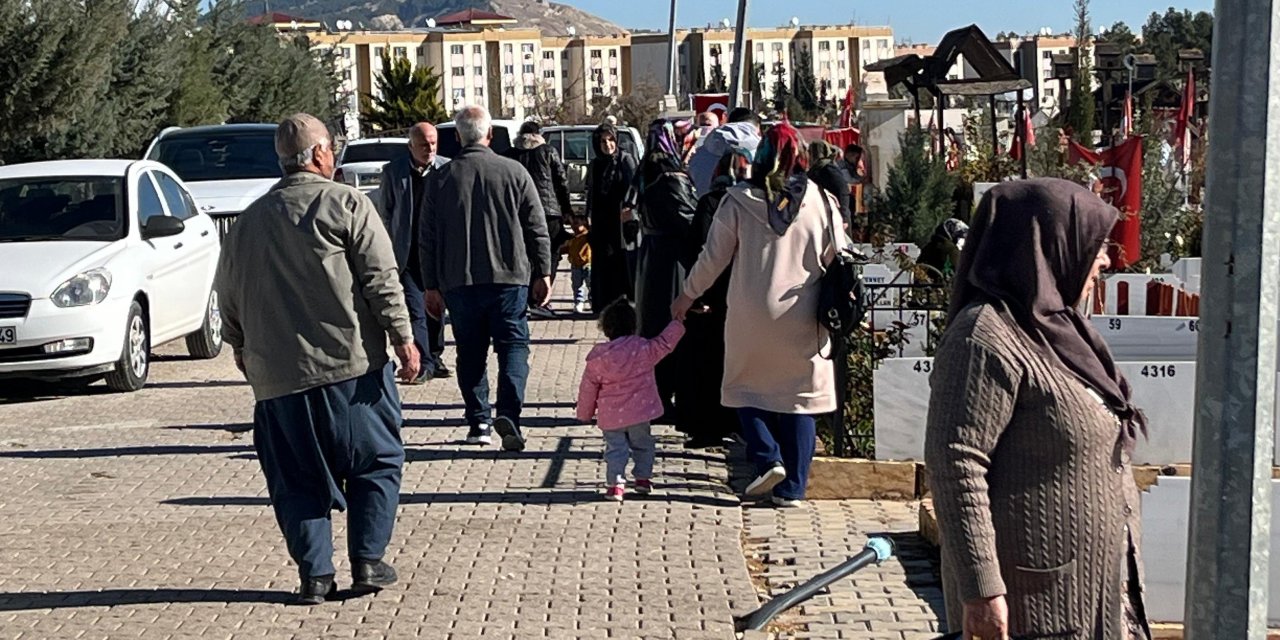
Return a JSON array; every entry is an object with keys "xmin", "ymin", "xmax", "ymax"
[{"xmin": 682, "ymin": 181, "xmax": 837, "ymax": 414}]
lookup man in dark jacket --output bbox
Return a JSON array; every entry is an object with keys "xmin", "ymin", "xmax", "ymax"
[
  {"xmin": 504, "ymin": 121, "xmax": 573, "ymax": 318},
  {"xmin": 421, "ymin": 105, "xmax": 552, "ymax": 452},
  {"xmin": 379, "ymin": 122, "xmax": 451, "ymax": 383}
]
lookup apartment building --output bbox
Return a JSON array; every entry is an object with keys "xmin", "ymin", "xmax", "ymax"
[
  {"xmin": 630, "ymin": 24, "xmax": 894, "ymax": 109},
  {"xmin": 1007, "ymin": 35, "xmax": 1082, "ymax": 113}
]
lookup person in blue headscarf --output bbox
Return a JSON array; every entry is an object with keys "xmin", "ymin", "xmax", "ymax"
[{"xmin": 634, "ymin": 119, "xmax": 699, "ymax": 423}]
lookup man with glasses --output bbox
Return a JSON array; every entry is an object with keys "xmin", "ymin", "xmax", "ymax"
[{"xmin": 215, "ymin": 113, "xmax": 418, "ymax": 605}]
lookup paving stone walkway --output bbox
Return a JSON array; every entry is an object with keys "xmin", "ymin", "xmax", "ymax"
[{"xmin": 0, "ymin": 278, "xmax": 945, "ymax": 639}]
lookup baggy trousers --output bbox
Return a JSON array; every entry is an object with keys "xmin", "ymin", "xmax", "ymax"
[
  {"xmin": 253, "ymin": 363, "xmax": 405, "ymax": 579},
  {"xmin": 736, "ymin": 408, "xmax": 817, "ymax": 501}
]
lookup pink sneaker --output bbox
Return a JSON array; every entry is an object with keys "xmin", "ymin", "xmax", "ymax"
[
  {"xmin": 605, "ymin": 485, "xmax": 625, "ymax": 501},
  {"xmin": 634, "ymin": 479, "xmax": 653, "ymax": 495}
]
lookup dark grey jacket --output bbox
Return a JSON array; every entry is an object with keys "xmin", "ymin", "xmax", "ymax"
[
  {"xmin": 379, "ymin": 154, "xmax": 449, "ymax": 270},
  {"xmin": 419, "ymin": 144, "xmax": 552, "ymax": 293}
]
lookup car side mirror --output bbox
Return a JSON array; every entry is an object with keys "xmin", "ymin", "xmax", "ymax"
[{"xmin": 142, "ymin": 216, "xmax": 185, "ymax": 240}]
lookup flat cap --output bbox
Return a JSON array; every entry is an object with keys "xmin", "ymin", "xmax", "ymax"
[{"xmin": 274, "ymin": 113, "xmax": 330, "ymax": 160}]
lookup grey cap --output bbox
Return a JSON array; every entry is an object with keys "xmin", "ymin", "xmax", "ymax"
[{"xmin": 274, "ymin": 113, "xmax": 330, "ymax": 160}]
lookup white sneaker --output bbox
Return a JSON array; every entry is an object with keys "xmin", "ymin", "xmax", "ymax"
[
  {"xmin": 466, "ymin": 425, "xmax": 492, "ymax": 445},
  {"xmin": 574, "ymin": 302, "xmax": 587, "ymax": 314},
  {"xmin": 770, "ymin": 495, "xmax": 803, "ymax": 508},
  {"xmin": 744, "ymin": 465, "xmax": 786, "ymax": 497}
]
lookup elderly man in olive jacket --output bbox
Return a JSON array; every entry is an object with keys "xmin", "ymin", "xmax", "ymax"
[
  {"xmin": 215, "ymin": 113, "xmax": 418, "ymax": 606},
  {"xmin": 420, "ymin": 105, "xmax": 552, "ymax": 452}
]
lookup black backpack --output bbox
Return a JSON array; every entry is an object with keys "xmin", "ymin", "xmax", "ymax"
[{"xmin": 816, "ymin": 194, "xmax": 868, "ymax": 343}]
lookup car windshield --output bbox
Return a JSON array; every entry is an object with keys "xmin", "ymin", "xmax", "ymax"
[
  {"xmin": 149, "ymin": 130, "xmax": 281, "ymax": 182},
  {"xmin": 548, "ymin": 128, "xmax": 640, "ymax": 165},
  {"xmin": 341, "ymin": 142, "xmax": 409, "ymax": 165},
  {"xmin": 436, "ymin": 126, "xmax": 512, "ymax": 159},
  {"xmin": 0, "ymin": 176, "xmax": 125, "ymax": 242}
]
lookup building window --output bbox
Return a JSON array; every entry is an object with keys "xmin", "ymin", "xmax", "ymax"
[
  {"xmin": 342, "ymin": 69, "xmax": 352, "ymax": 81},
  {"xmin": 772, "ymin": 42, "xmax": 783, "ymax": 52},
  {"xmin": 473, "ymin": 44, "xmax": 482, "ymax": 55},
  {"xmin": 543, "ymin": 51, "xmax": 555, "ymax": 60},
  {"xmin": 862, "ymin": 40, "xmax": 870, "ymax": 51},
  {"xmin": 474, "ymin": 87, "xmax": 484, "ymax": 97},
  {"xmin": 474, "ymin": 66, "xmax": 483, "ymax": 76},
  {"xmin": 504, "ymin": 44, "xmax": 514, "ymax": 53},
  {"xmin": 837, "ymin": 40, "xmax": 846, "ymax": 51},
  {"xmin": 1043, "ymin": 51, "xmax": 1052, "ymax": 59},
  {"xmin": 879, "ymin": 39, "xmax": 889, "ymax": 49},
  {"xmin": 522, "ymin": 43, "xmax": 535, "ymax": 54},
  {"xmin": 1043, "ymin": 69, "xmax": 1052, "ymax": 79},
  {"xmin": 611, "ymin": 86, "xmax": 619, "ymax": 96},
  {"xmin": 819, "ymin": 41, "xmax": 830, "ymax": 51},
  {"xmin": 452, "ymin": 67, "xmax": 465, "ymax": 77},
  {"xmin": 755, "ymin": 43, "xmax": 764, "ymax": 54},
  {"xmin": 592, "ymin": 86, "xmax": 604, "ymax": 96},
  {"xmin": 839, "ymin": 78, "xmax": 847, "ymax": 89},
  {"xmin": 394, "ymin": 47, "xmax": 407, "ymax": 59},
  {"xmin": 523, "ymin": 63, "xmax": 535, "ymax": 74},
  {"xmin": 610, "ymin": 67, "xmax": 618, "ymax": 76},
  {"xmin": 1046, "ymin": 87, "xmax": 1055, "ymax": 97},
  {"xmin": 341, "ymin": 47, "xmax": 352, "ymax": 59},
  {"xmin": 451, "ymin": 45, "xmax": 463, "ymax": 55},
  {"xmin": 375, "ymin": 46, "xmax": 384, "ymax": 57},
  {"xmin": 452, "ymin": 88, "xmax": 465, "ymax": 102},
  {"xmin": 562, "ymin": 50, "xmax": 569, "ymax": 59},
  {"xmin": 544, "ymin": 69, "xmax": 556, "ymax": 79},
  {"xmin": 609, "ymin": 49, "xmax": 617, "ymax": 58},
  {"xmin": 523, "ymin": 85, "xmax": 536, "ymax": 96},
  {"xmin": 591, "ymin": 50, "xmax": 602, "ymax": 58},
  {"xmin": 504, "ymin": 64, "xmax": 514, "ymax": 74},
  {"xmin": 505, "ymin": 86, "xmax": 515, "ymax": 95},
  {"xmin": 549, "ymin": 88, "xmax": 557, "ymax": 98}
]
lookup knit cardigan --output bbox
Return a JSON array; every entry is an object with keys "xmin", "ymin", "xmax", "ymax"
[{"xmin": 924, "ymin": 303, "xmax": 1148, "ymax": 639}]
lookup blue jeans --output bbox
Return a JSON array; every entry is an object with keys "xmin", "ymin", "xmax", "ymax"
[
  {"xmin": 737, "ymin": 408, "xmax": 816, "ymax": 500},
  {"xmin": 602, "ymin": 423, "xmax": 655, "ymax": 486},
  {"xmin": 571, "ymin": 265, "xmax": 591, "ymax": 305},
  {"xmin": 443, "ymin": 284, "xmax": 531, "ymax": 429},
  {"xmin": 400, "ymin": 269, "xmax": 446, "ymax": 374},
  {"xmin": 253, "ymin": 364, "xmax": 404, "ymax": 579}
]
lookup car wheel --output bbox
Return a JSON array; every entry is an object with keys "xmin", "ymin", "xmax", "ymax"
[
  {"xmin": 185, "ymin": 290, "xmax": 223, "ymax": 359},
  {"xmin": 105, "ymin": 301, "xmax": 149, "ymax": 392}
]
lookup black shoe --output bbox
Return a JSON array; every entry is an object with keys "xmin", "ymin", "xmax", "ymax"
[
  {"xmin": 493, "ymin": 416, "xmax": 526, "ymax": 452},
  {"xmin": 295, "ymin": 575, "xmax": 336, "ymax": 605},
  {"xmin": 351, "ymin": 559, "xmax": 398, "ymax": 593},
  {"xmin": 433, "ymin": 362, "xmax": 452, "ymax": 378},
  {"xmin": 466, "ymin": 424, "xmax": 492, "ymax": 446}
]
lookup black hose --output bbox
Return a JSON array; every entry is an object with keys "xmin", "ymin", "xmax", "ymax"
[{"xmin": 738, "ymin": 537, "xmax": 894, "ymax": 632}]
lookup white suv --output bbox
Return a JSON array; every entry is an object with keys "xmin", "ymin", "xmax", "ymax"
[
  {"xmin": 335, "ymin": 138, "xmax": 410, "ymax": 193},
  {"xmin": 145, "ymin": 123, "xmax": 280, "ymax": 240},
  {"xmin": 0, "ymin": 160, "xmax": 222, "ymax": 392}
]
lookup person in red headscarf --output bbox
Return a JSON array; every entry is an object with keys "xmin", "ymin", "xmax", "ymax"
[{"xmin": 671, "ymin": 123, "xmax": 842, "ymax": 507}]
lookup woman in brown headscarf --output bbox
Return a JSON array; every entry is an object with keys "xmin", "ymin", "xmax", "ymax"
[{"xmin": 925, "ymin": 178, "xmax": 1151, "ymax": 640}]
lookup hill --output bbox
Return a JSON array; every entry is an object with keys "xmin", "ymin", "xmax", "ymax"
[{"xmin": 270, "ymin": 0, "xmax": 628, "ymax": 36}]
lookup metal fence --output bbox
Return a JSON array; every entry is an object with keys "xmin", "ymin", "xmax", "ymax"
[{"xmin": 828, "ymin": 281, "xmax": 951, "ymax": 459}]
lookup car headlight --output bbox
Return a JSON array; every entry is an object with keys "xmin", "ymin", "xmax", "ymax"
[{"xmin": 51, "ymin": 268, "xmax": 112, "ymax": 308}]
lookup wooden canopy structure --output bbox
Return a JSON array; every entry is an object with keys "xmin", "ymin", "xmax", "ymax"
[{"xmin": 866, "ymin": 24, "xmax": 1033, "ymax": 175}]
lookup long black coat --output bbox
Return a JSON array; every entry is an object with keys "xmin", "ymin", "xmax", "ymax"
[{"xmin": 585, "ymin": 152, "xmax": 636, "ymax": 311}]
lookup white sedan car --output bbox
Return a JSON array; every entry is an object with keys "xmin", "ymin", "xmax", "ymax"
[{"xmin": 0, "ymin": 160, "xmax": 222, "ymax": 392}]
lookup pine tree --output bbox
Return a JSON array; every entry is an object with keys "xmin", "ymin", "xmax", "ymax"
[
  {"xmin": 871, "ymin": 125, "xmax": 957, "ymax": 245},
  {"xmin": 1067, "ymin": 0, "xmax": 1096, "ymax": 146},
  {"xmin": 792, "ymin": 48, "xmax": 819, "ymax": 118},
  {"xmin": 770, "ymin": 63, "xmax": 790, "ymax": 113},
  {"xmin": 171, "ymin": 30, "xmax": 230, "ymax": 127},
  {"xmin": 362, "ymin": 50, "xmax": 448, "ymax": 132}
]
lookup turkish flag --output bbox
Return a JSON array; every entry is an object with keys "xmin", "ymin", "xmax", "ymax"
[
  {"xmin": 692, "ymin": 94, "xmax": 730, "ymax": 122},
  {"xmin": 1070, "ymin": 136, "xmax": 1144, "ymax": 269}
]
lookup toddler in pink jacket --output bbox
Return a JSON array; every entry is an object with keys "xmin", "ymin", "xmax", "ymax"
[{"xmin": 576, "ymin": 300, "xmax": 686, "ymax": 501}]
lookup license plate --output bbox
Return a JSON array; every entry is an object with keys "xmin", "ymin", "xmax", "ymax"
[{"xmin": 0, "ymin": 327, "xmax": 14, "ymax": 345}]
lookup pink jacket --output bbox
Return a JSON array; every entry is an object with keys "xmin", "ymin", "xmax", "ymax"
[{"xmin": 576, "ymin": 321, "xmax": 686, "ymax": 430}]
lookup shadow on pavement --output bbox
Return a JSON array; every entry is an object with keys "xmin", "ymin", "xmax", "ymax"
[
  {"xmin": 162, "ymin": 422, "xmax": 253, "ymax": 433},
  {"xmin": 0, "ymin": 444, "xmax": 252, "ymax": 459},
  {"xmin": 402, "ymin": 401, "xmax": 578, "ymax": 411},
  {"xmin": 875, "ymin": 530, "xmax": 947, "ymax": 625},
  {"xmin": 403, "ymin": 416, "xmax": 581, "ymax": 429},
  {"xmin": 0, "ymin": 588, "xmax": 295, "ymax": 610},
  {"xmin": 145, "ymin": 381, "xmax": 249, "ymax": 390},
  {"xmin": 164, "ymin": 490, "xmax": 740, "ymax": 508}
]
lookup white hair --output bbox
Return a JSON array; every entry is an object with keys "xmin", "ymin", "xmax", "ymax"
[
  {"xmin": 454, "ymin": 105, "xmax": 492, "ymax": 146},
  {"xmin": 280, "ymin": 137, "xmax": 329, "ymax": 173}
]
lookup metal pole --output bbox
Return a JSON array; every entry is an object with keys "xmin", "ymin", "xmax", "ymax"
[
  {"xmin": 989, "ymin": 95, "xmax": 999, "ymax": 161},
  {"xmin": 727, "ymin": 0, "xmax": 750, "ymax": 110},
  {"xmin": 666, "ymin": 0, "xmax": 679, "ymax": 96},
  {"xmin": 1017, "ymin": 90, "xmax": 1028, "ymax": 179},
  {"xmin": 1184, "ymin": 0, "xmax": 1280, "ymax": 638}
]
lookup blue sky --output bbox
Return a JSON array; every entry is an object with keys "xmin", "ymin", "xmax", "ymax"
[{"xmin": 564, "ymin": 0, "xmax": 1214, "ymax": 43}]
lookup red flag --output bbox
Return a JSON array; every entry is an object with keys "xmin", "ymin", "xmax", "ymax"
[
  {"xmin": 692, "ymin": 93, "xmax": 730, "ymax": 122},
  {"xmin": 1173, "ymin": 67, "xmax": 1195, "ymax": 170},
  {"xmin": 838, "ymin": 86, "xmax": 855, "ymax": 129},
  {"xmin": 1009, "ymin": 107, "xmax": 1034, "ymax": 161},
  {"xmin": 1070, "ymin": 137, "xmax": 1145, "ymax": 268}
]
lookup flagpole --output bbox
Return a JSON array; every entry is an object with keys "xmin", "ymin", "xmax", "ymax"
[{"xmin": 727, "ymin": 0, "xmax": 750, "ymax": 110}]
